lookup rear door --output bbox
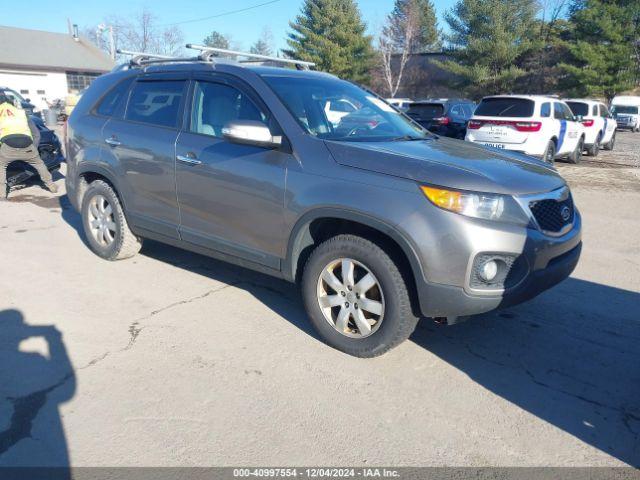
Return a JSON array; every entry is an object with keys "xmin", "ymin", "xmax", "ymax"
[
  {"xmin": 554, "ymin": 102, "xmax": 580, "ymax": 155},
  {"xmin": 102, "ymin": 73, "xmax": 187, "ymax": 239},
  {"xmin": 174, "ymin": 75, "xmax": 289, "ymax": 269}
]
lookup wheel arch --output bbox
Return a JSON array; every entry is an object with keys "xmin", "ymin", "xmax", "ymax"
[
  {"xmin": 284, "ymin": 209, "xmax": 425, "ymax": 315},
  {"xmin": 74, "ymin": 164, "xmax": 124, "ymax": 212}
]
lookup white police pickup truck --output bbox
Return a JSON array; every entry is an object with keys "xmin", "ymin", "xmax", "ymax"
[
  {"xmin": 466, "ymin": 95, "xmax": 585, "ymax": 163},
  {"xmin": 565, "ymin": 99, "xmax": 617, "ymax": 156}
]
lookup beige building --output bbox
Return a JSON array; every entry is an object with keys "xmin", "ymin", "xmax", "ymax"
[{"xmin": 0, "ymin": 25, "xmax": 114, "ymax": 111}]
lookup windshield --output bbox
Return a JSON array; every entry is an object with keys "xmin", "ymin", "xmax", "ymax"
[
  {"xmin": 475, "ymin": 98, "xmax": 534, "ymax": 118},
  {"xmin": 566, "ymin": 102, "xmax": 589, "ymax": 117},
  {"xmin": 262, "ymin": 75, "xmax": 427, "ymax": 142},
  {"xmin": 612, "ymin": 105, "xmax": 639, "ymax": 115}
]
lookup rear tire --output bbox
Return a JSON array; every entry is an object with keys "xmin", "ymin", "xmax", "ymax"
[
  {"xmin": 586, "ymin": 134, "xmax": 601, "ymax": 157},
  {"xmin": 543, "ymin": 141, "xmax": 556, "ymax": 164},
  {"xmin": 301, "ymin": 234, "xmax": 418, "ymax": 358},
  {"xmin": 81, "ymin": 180, "xmax": 142, "ymax": 261},
  {"xmin": 603, "ymin": 131, "xmax": 616, "ymax": 151},
  {"xmin": 567, "ymin": 137, "xmax": 584, "ymax": 164}
]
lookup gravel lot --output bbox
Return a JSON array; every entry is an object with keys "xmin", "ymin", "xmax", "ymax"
[{"xmin": 0, "ymin": 131, "xmax": 638, "ymax": 468}]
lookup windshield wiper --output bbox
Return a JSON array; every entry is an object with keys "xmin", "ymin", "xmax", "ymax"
[{"xmin": 390, "ymin": 135, "xmax": 428, "ymax": 142}]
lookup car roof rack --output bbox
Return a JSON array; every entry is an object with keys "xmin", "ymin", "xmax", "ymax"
[
  {"xmin": 186, "ymin": 44, "xmax": 316, "ymax": 70},
  {"xmin": 114, "ymin": 46, "xmax": 316, "ymax": 72}
]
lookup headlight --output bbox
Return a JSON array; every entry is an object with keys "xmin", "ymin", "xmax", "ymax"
[{"xmin": 420, "ymin": 185, "xmax": 530, "ymax": 225}]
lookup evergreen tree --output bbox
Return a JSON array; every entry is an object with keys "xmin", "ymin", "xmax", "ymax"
[
  {"xmin": 203, "ymin": 31, "xmax": 230, "ymax": 50},
  {"xmin": 389, "ymin": 0, "xmax": 440, "ymax": 53},
  {"xmin": 561, "ymin": 0, "xmax": 639, "ymax": 101},
  {"xmin": 250, "ymin": 28, "xmax": 274, "ymax": 56},
  {"xmin": 284, "ymin": 0, "xmax": 374, "ymax": 83},
  {"xmin": 436, "ymin": 0, "xmax": 539, "ymax": 97}
]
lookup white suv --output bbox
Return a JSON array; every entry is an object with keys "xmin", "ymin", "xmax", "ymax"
[
  {"xmin": 466, "ymin": 95, "xmax": 585, "ymax": 163},
  {"xmin": 565, "ymin": 99, "xmax": 617, "ymax": 156}
]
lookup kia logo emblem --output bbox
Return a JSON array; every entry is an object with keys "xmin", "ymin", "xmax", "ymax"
[{"xmin": 560, "ymin": 206, "xmax": 571, "ymax": 222}]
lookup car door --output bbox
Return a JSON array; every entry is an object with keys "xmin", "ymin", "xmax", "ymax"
[
  {"xmin": 102, "ymin": 74, "xmax": 187, "ymax": 239},
  {"xmin": 599, "ymin": 104, "xmax": 615, "ymax": 143},
  {"xmin": 175, "ymin": 75, "xmax": 289, "ymax": 270},
  {"xmin": 553, "ymin": 102, "xmax": 579, "ymax": 155}
]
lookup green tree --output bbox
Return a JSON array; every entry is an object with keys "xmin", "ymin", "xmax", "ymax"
[
  {"xmin": 436, "ymin": 0, "xmax": 539, "ymax": 97},
  {"xmin": 284, "ymin": 0, "xmax": 374, "ymax": 83},
  {"xmin": 389, "ymin": 0, "xmax": 440, "ymax": 53},
  {"xmin": 250, "ymin": 27, "xmax": 274, "ymax": 56},
  {"xmin": 561, "ymin": 0, "xmax": 639, "ymax": 101},
  {"xmin": 203, "ymin": 31, "xmax": 230, "ymax": 50}
]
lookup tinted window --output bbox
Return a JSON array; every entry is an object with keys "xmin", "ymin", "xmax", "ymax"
[
  {"xmin": 593, "ymin": 105, "xmax": 598, "ymax": 116},
  {"xmin": 540, "ymin": 102, "xmax": 551, "ymax": 117},
  {"xmin": 566, "ymin": 101, "xmax": 588, "ymax": 117},
  {"xmin": 475, "ymin": 98, "xmax": 534, "ymax": 117},
  {"xmin": 95, "ymin": 77, "xmax": 134, "ymax": 117},
  {"xmin": 561, "ymin": 103, "xmax": 576, "ymax": 120},
  {"xmin": 407, "ymin": 103, "xmax": 445, "ymax": 119},
  {"xmin": 125, "ymin": 80, "xmax": 185, "ymax": 128},
  {"xmin": 190, "ymin": 81, "xmax": 268, "ymax": 138},
  {"xmin": 599, "ymin": 104, "xmax": 610, "ymax": 117}
]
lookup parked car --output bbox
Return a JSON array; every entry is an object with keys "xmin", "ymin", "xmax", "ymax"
[
  {"xmin": 406, "ymin": 99, "xmax": 476, "ymax": 139},
  {"xmin": 66, "ymin": 55, "xmax": 581, "ymax": 357},
  {"xmin": 5, "ymin": 115, "xmax": 64, "ymax": 187},
  {"xmin": 611, "ymin": 96, "xmax": 640, "ymax": 132},
  {"xmin": 0, "ymin": 87, "xmax": 39, "ymax": 117},
  {"xmin": 565, "ymin": 99, "xmax": 617, "ymax": 156},
  {"xmin": 385, "ymin": 98, "xmax": 412, "ymax": 111},
  {"xmin": 324, "ymin": 98, "xmax": 358, "ymax": 126},
  {"xmin": 466, "ymin": 95, "xmax": 585, "ymax": 163}
]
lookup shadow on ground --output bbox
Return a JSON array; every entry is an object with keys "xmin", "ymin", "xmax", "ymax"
[
  {"xmin": 143, "ymin": 241, "xmax": 640, "ymax": 466},
  {"xmin": 0, "ymin": 309, "xmax": 75, "ymax": 475}
]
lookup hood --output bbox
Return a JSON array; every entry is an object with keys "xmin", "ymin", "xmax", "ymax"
[{"xmin": 324, "ymin": 136, "xmax": 565, "ymax": 195}]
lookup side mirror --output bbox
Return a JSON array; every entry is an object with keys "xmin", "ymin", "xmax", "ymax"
[
  {"xmin": 222, "ymin": 120, "xmax": 282, "ymax": 148},
  {"xmin": 25, "ymin": 98, "xmax": 31, "ymax": 103},
  {"xmin": 575, "ymin": 115, "xmax": 583, "ymax": 122}
]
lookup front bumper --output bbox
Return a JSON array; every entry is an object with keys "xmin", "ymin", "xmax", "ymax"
[{"xmin": 400, "ymin": 200, "xmax": 582, "ymax": 319}]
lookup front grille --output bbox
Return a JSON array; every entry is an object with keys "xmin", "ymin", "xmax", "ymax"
[{"xmin": 530, "ymin": 194, "xmax": 574, "ymax": 233}]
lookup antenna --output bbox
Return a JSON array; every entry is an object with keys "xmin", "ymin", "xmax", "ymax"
[{"xmin": 186, "ymin": 44, "xmax": 315, "ymax": 70}]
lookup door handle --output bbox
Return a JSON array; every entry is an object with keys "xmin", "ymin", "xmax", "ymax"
[
  {"xmin": 176, "ymin": 153, "xmax": 202, "ymax": 166},
  {"xmin": 105, "ymin": 137, "xmax": 121, "ymax": 147}
]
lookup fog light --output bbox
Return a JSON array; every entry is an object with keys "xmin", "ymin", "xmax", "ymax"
[{"xmin": 479, "ymin": 260, "xmax": 498, "ymax": 282}]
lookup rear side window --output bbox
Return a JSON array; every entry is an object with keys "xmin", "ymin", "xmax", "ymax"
[
  {"xmin": 566, "ymin": 102, "xmax": 588, "ymax": 117},
  {"xmin": 540, "ymin": 102, "xmax": 551, "ymax": 117},
  {"xmin": 125, "ymin": 80, "xmax": 185, "ymax": 128},
  {"xmin": 475, "ymin": 98, "xmax": 534, "ymax": 117},
  {"xmin": 599, "ymin": 104, "xmax": 610, "ymax": 117},
  {"xmin": 95, "ymin": 77, "xmax": 134, "ymax": 117},
  {"xmin": 407, "ymin": 103, "xmax": 444, "ymax": 119},
  {"xmin": 593, "ymin": 105, "xmax": 599, "ymax": 116}
]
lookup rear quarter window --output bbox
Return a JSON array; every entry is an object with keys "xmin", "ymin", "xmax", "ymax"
[
  {"xmin": 95, "ymin": 77, "xmax": 134, "ymax": 117},
  {"xmin": 475, "ymin": 98, "xmax": 534, "ymax": 117}
]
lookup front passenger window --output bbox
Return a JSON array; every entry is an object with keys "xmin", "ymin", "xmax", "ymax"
[{"xmin": 190, "ymin": 81, "xmax": 268, "ymax": 138}]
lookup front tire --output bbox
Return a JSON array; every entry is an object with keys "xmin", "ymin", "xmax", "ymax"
[
  {"xmin": 81, "ymin": 180, "xmax": 142, "ymax": 261},
  {"xmin": 301, "ymin": 234, "xmax": 418, "ymax": 357}
]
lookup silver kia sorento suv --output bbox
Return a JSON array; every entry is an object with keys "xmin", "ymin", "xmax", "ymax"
[{"xmin": 65, "ymin": 49, "xmax": 581, "ymax": 357}]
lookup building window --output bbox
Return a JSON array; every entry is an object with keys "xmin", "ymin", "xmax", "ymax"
[
  {"xmin": 20, "ymin": 89, "xmax": 29, "ymax": 95},
  {"xmin": 37, "ymin": 90, "xmax": 46, "ymax": 95},
  {"xmin": 66, "ymin": 71, "xmax": 101, "ymax": 93}
]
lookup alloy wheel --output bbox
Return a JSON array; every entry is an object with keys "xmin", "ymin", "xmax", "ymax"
[
  {"xmin": 87, "ymin": 194, "xmax": 117, "ymax": 247},
  {"xmin": 316, "ymin": 258, "xmax": 385, "ymax": 339}
]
